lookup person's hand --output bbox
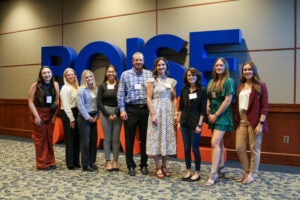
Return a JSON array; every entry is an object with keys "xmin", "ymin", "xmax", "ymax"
[
  {"xmin": 208, "ymin": 114, "xmax": 218, "ymax": 124},
  {"xmin": 70, "ymin": 121, "xmax": 75, "ymax": 129},
  {"xmin": 177, "ymin": 123, "xmax": 181, "ymax": 130},
  {"xmin": 151, "ymin": 113, "xmax": 157, "ymax": 126},
  {"xmin": 255, "ymin": 123, "xmax": 263, "ymax": 135},
  {"xmin": 120, "ymin": 111, "xmax": 128, "ymax": 120},
  {"xmin": 109, "ymin": 114, "xmax": 117, "ymax": 121},
  {"xmin": 89, "ymin": 117, "xmax": 97, "ymax": 123},
  {"xmin": 173, "ymin": 115, "xmax": 178, "ymax": 125},
  {"xmin": 34, "ymin": 116, "xmax": 42, "ymax": 126},
  {"xmin": 195, "ymin": 126, "xmax": 202, "ymax": 134}
]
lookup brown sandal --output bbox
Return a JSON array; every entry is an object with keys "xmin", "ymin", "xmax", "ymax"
[
  {"xmin": 161, "ymin": 166, "xmax": 171, "ymax": 177},
  {"xmin": 156, "ymin": 168, "xmax": 164, "ymax": 179}
]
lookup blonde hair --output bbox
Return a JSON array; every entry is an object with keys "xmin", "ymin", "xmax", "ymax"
[
  {"xmin": 63, "ymin": 68, "xmax": 79, "ymax": 89},
  {"xmin": 79, "ymin": 70, "xmax": 97, "ymax": 90},
  {"xmin": 207, "ymin": 57, "xmax": 230, "ymax": 93}
]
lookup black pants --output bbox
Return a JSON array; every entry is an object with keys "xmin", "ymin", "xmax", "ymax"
[
  {"xmin": 61, "ymin": 108, "xmax": 80, "ymax": 168},
  {"xmin": 124, "ymin": 104, "xmax": 149, "ymax": 169}
]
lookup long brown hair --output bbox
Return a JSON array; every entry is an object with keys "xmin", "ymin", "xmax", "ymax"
[
  {"xmin": 34, "ymin": 66, "xmax": 57, "ymax": 105},
  {"xmin": 183, "ymin": 68, "xmax": 202, "ymax": 89},
  {"xmin": 152, "ymin": 57, "xmax": 170, "ymax": 79},
  {"xmin": 240, "ymin": 61, "xmax": 261, "ymax": 93},
  {"xmin": 207, "ymin": 57, "xmax": 230, "ymax": 93}
]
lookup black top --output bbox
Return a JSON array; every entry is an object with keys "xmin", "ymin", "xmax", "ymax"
[
  {"xmin": 179, "ymin": 86, "xmax": 207, "ymax": 129},
  {"xmin": 35, "ymin": 83, "xmax": 56, "ymax": 107},
  {"xmin": 97, "ymin": 82, "xmax": 120, "ymax": 117}
]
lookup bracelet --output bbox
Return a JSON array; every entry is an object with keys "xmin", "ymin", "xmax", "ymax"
[
  {"xmin": 197, "ymin": 124, "xmax": 202, "ymax": 128},
  {"xmin": 259, "ymin": 121, "xmax": 264, "ymax": 125}
]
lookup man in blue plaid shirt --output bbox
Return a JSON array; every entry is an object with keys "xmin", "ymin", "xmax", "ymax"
[{"xmin": 117, "ymin": 52, "xmax": 152, "ymax": 176}]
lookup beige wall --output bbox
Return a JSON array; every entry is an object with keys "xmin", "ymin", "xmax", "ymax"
[{"xmin": 0, "ymin": 0, "xmax": 299, "ymax": 104}]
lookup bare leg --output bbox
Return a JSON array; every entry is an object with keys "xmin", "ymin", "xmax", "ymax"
[
  {"xmin": 161, "ymin": 156, "xmax": 170, "ymax": 177},
  {"xmin": 190, "ymin": 170, "xmax": 200, "ymax": 180},
  {"xmin": 153, "ymin": 155, "xmax": 160, "ymax": 169},
  {"xmin": 218, "ymin": 139, "xmax": 226, "ymax": 177},
  {"xmin": 153, "ymin": 156, "xmax": 164, "ymax": 178},
  {"xmin": 182, "ymin": 169, "xmax": 192, "ymax": 179},
  {"xmin": 204, "ymin": 129, "xmax": 226, "ymax": 186},
  {"xmin": 106, "ymin": 160, "xmax": 112, "ymax": 171},
  {"xmin": 113, "ymin": 160, "xmax": 119, "ymax": 171}
]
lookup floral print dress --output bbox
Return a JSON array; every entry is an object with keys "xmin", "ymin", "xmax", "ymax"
[{"xmin": 146, "ymin": 77, "xmax": 177, "ymax": 156}]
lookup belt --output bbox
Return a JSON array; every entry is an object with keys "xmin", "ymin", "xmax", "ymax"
[
  {"xmin": 239, "ymin": 110, "xmax": 246, "ymax": 116},
  {"xmin": 126, "ymin": 104, "xmax": 147, "ymax": 109}
]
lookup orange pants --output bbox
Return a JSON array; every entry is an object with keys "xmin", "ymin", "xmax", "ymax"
[{"xmin": 31, "ymin": 107, "xmax": 56, "ymax": 170}]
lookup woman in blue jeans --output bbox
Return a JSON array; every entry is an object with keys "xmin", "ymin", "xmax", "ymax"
[{"xmin": 177, "ymin": 68, "xmax": 207, "ymax": 182}]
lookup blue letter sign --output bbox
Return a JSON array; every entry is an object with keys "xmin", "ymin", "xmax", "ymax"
[{"xmin": 41, "ymin": 29, "xmax": 242, "ymax": 92}]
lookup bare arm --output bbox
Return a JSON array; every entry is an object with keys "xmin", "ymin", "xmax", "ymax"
[
  {"xmin": 206, "ymin": 99, "xmax": 211, "ymax": 115},
  {"xmin": 28, "ymin": 82, "xmax": 42, "ymax": 126},
  {"xmin": 146, "ymin": 81, "xmax": 157, "ymax": 126},
  {"xmin": 172, "ymin": 87, "xmax": 178, "ymax": 125},
  {"xmin": 208, "ymin": 94, "xmax": 233, "ymax": 123}
]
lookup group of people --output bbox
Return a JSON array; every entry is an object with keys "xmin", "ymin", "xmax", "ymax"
[{"xmin": 28, "ymin": 52, "xmax": 268, "ymax": 187}]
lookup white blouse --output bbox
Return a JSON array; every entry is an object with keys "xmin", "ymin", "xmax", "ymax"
[
  {"xmin": 60, "ymin": 84, "xmax": 78, "ymax": 122},
  {"xmin": 239, "ymin": 88, "xmax": 251, "ymax": 113}
]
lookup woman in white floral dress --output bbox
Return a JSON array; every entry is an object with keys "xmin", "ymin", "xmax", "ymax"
[{"xmin": 146, "ymin": 57, "xmax": 178, "ymax": 179}]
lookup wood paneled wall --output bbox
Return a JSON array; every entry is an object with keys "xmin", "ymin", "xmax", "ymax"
[
  {"xmin": 1, "ymin": 99, "xmax": 299, "ymax": 166},
  {"xmin": 0, "ymin": 99, "xmax": 32, "ymax": 137},
  {"xmin": 224, "ymin": 104, "xmax": 300, "ymax": 166}
]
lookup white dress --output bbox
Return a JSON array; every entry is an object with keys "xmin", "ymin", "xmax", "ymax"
[{"xmin": 146, "ymin": 77, "xmax": 177, "ymax": 156}]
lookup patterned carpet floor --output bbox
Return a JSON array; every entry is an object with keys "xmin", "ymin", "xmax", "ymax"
[{"xmin": 0, "ymin": 136, "xmax": 299, "ymax": 200}]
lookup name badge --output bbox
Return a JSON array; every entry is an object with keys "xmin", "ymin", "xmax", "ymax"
[
  {"xmin": 211, "ymin": 91, "xmax": 217, "ymax": 98},
  {"xmin": 134, "ymin": 84, "xmax": 142, "ymax": 90},
  {"xmin": 165, "ymin": 83, "xmax": 171, "ymax": 89},
  {"xmin": 46, "ymin": 96, "xmax": 52, "ymax": 103},
  {"xmin": 107, "ymin": 85, "xmax": 114, "ymax": 90},
  {"xmin": 189, "ymin": 93, "xmax": 197, "ymax": 99},
  {"xmin": 90, "ymin": 91, "xmax": 96, "ymax": 99}
]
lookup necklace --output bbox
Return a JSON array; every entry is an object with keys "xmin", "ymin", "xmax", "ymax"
[{"xmin": 106, "ymin": 80, "xmax": 116, "ymax": 85}]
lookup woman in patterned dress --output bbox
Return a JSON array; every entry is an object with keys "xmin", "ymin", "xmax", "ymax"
[{"xmin": 146, "ymin": 57, "xmax": 178, "ymax": 179}]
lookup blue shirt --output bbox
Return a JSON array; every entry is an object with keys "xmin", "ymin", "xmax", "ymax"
[
  {"xmin": 77, "ymin": 87, "xmax": 98, "ymax": 120},
  {"xmin": 117, "ymin": 68, "xmax": 152, "ymax": 112}
]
